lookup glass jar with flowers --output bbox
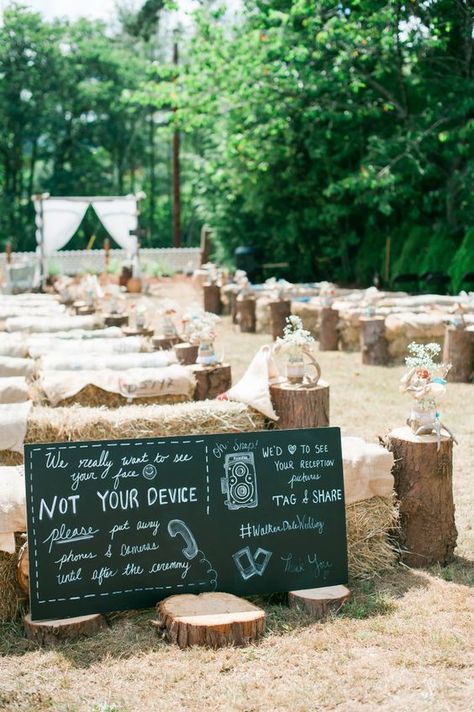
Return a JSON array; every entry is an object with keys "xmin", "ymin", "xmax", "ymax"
[
  {"xmin": 188, "ymin": 312, "xmax": 221, "ymax": 366},
  {"xmin": 274, "ymin": 315, "xmax": 321, "ymax": 386}
]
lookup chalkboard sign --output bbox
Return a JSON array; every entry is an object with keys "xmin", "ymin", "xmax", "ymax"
[{"xmin": 25, "ymin": 427, "xmax": 347, "ymax": 620}]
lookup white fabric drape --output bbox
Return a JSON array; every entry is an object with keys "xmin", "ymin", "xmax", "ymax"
[
  {"xmin": 91, "ymin": 198, "xmax": 138, "ymax": 258},
  {"xmin": 34, "ymin": 199, "xmax": 89, "ymax": 255}
]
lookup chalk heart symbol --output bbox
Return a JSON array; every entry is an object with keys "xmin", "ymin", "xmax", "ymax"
[{"xmin": 288, "ymin": 445, "xmax": 297, "ymax": 455}]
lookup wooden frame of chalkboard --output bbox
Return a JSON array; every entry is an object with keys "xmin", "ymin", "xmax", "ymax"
[{"xmin": 25, "ymin": 427, "xmax": 348, "ymax": 621}]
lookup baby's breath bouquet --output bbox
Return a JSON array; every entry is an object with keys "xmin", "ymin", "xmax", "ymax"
[
  {"xmin": 274, "ymin": 315, "xmax": 320, "ymax": 386},
  {"xmin": 187, "ymin": 312, "xmax": 221, "ymax": 365}
]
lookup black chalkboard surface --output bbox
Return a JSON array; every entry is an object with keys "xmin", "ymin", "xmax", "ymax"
[{"xmin": 25, "ymin": 427, "xmax": 347, "ymax": 620}]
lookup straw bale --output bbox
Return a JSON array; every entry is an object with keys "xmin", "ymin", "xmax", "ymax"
[
  {"xmin": 346, "ymin": 496, "xmax": 399, "ymax": 578},
  {"xmin": 291, "ymin": 301, "xmax": 321, "ymax": 336},
  {"xmin": 0, "ymin": 535, "xmax": 26, "ymax": 622},
  {"xmin": 46, "ymin": 385, "xmax": 190, "ymax": 408}
]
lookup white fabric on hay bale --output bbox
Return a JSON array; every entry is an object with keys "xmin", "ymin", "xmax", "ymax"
[
  {"xmin": 41, "ymin": 350, "xmax": 176, "ymax": 372},
  {"xmin": 0, "ymin": 402, "xmax": 31, "ymax": 453},
  {"xmin": 28, "ymin": 326, "xmax": 123, "ymax": 341},
  {"xmin": 0, "ymin": 356, "xmax": 35, "ymax": 378},
  {"xmin": 29, "ymin": 336, "xmax": 144, "ymax": 359},
  {"xmin": 341, "ymin": 437, "xmax": 394, "ymax": 505},
  {"xmin": 39, "ymin": 365, "xmax": 196, "ymax": 406},
  {"xmin": 5, "ymin": 314, "xmax": 102, "ymax": 333},
  {"xmin": 255, "ymin": 296, "xmax": 273, "ymax": 334},
  {"xmin": 337, "ymin": 309, "xmax": 362, "ymax": 351},
  {"xmin": 291, "ymin": 301, "xmax": 321, "ymax": 336},
  {"xmin": 385, "ymin": 312, "xmax": 446, "ymax": 360},
  {"xmin": 0, "ymin": 335, "xmax": 28, "ymax": 358},
  {"xmin": 0, "ymin": 377, "xmax": 29, "ymax": 403},
  {"xmin": 0, "ymin": 466, "xmax": 25, "ymax": 553},
  {"xmin": 0, "ymin": 304, "xmax": 65, "ymax": 319}
]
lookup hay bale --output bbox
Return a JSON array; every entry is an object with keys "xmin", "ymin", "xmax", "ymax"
[
  {"xmin": 49, "ymin": 386, "xmax": 190, "ymax": 409},
  {"xmin": 0, "ymin": 535, "xmax": 25, "ymax": 622},
  {"xmin": 0, "ymin": 451, "xmax": 23, "ymax": 466},
  {"xmin": 291, "ymin": 301, "xmax": 321, "ymax": 336},
  {"xmin": 346, "ymin": 496, "xmax": 399, "ymax": 578}
]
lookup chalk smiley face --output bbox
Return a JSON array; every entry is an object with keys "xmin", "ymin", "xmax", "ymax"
[
  {"xmin": 142, "ymin": 463, "xmax": 157, "ymax": 480},
  {"xmin": 288, "ymin": 445, "xmax": 297, "ymax": 455}
]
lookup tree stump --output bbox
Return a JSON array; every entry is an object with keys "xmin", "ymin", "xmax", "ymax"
[
  {"xmin": 24, "ymin": 613, "xmax": 107, "ymax": 645},
  {"xmin": 237, "ymin": 297, "xmax": 256, "ymax": 333},
  {"xmin": 288, "ymin": 585, "xmax": 351, "ymax": 618},
  {"xmin": 203, "ymin": 284, "xmax": 222, "ymax": 315},
  {"xmin": 230, "ymin": 289, "xmax": 239, "ymax": 324},
  {"xmin": 192, "ymin": 364, "xmax": 232, "ymax": 400},
  {"xmin": 443, "ymin": 326, "xmax": 474, "ymax": 382},
  {"xmin": 175, "ymin": 342, "xmax": 199, "ymax": 365},
  {"xmin": 17, "ymin": 541, "xmax": 29, "ymax": 597},
  {"xmin": 122, "ymin": 326, "xmax": 154, "ymax": 338},
  {"xmin": 152, "ymin": 335, "xmax": 182, "ymax": 351},
  {"xmin": 319, "ymin": 308, "xmax": 339, "ymax": 351},
  {"xmin": 359, "ymin": 316, "xmax": 388, "ymax": 365},
  {"xmin": 387, "ymin": 426, "xmax": 457, "ymax": 567},
  {"xmin": 269, "ymin": 300, "xmax": 292, "ymax": 340},
  {"xmin": 104, "ymin": 314, "xmax": 128, "ymax": 328},
  {"xmin": 157, "ymin": 592, "xmax": 266, "ymax": 649},
  {"xmin": 270, "ymin": 380, "xmax": 330, "ymax": 428}
]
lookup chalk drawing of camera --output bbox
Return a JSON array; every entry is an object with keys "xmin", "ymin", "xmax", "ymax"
[{"xmin": 221, "ymin": 453, "xmax": 258, "ymax": 510}]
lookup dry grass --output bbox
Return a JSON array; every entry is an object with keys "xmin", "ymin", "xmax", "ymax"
[{"xmin": 0, "ymin": 279, "xmax": 473, "ymax": 711}]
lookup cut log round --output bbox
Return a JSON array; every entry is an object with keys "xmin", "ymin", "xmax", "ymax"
[
  {"xmin": 269, "ymin": 300, "xmax": 292, "ymax": 341},
  {"xmin": 122, "ymin": 326, "xmax": 154, "ymax": 338},
  {"xmin": 387, "ymin": 425, "xmax": 457, "ymax": 567},
  {"xmin": 270, "ymin": 380, "xmax": 330, "ymax": 428},
  {"xmin": 237, "ymin": 298, "xmax": 256, "ymax": 333},
  {"xmin": 104, "ymin": 314, "xmax": 129, "ymax": 328},
  {"xmin": 157, "ymin": 592, "xmax": 266, "ymax": 649},
  {"xmin": 24, "ymin": 613, "xmax": 107, "ymax": 645},
  {"xmin": 152, "ymin": 335, "xmax": 182, "ymax": 351},
  {"xmin": 192, "ymin": 364, "xmax": 232, "ymax": 400},
  {"xmin": 17, "ymin": 541, "xmax": 29, "ymax": 597},
  {"xmin": 359, "ymin": 316, "xmax": 388, "ymax": 365},
  {"xmin": 288, "ymin": 585, "xmax": 351, "ymax": 618},
  {"xmin": 175, "ymin": 342, "xmax": 199, "ymax": 365},
  {"xmin": 319, "ymin": 308, "xmax": 339, "ymax": 351},
  {"xmin": 443, "ymin": 326, "xmax": 474, "ymax": 382},
  {"xmin": 203, "ymin": 284, "xmax": 222, "ymax": 315}
]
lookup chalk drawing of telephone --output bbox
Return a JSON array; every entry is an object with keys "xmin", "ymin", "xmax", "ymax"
[{"xmin": 168, "ymin": 519, "xmax": 199, "ymax": 560}]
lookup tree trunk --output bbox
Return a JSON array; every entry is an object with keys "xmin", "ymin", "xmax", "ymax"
[
  {"xmin": 157, "ymin": 592, "xmax": 266, "ymax": 649},
  {"xmin": 192, "ymin": 364, "xmax": 232, "ymax": 400},
  {"xmin": 359, "ymin": 317, "xmax": 388, "ymax": 365},
  {"xmin": 288, "ymin": 585, "xmax": 350, "ymax": 618},
  {"xmin": 203, "ymin": 284, "xmax": 222, "ymax": 315},
  {"xmin": 387, "ymin": 426, "xmax": 457, "ymax": 567},
  {"xmin": 319, "ymin": 308, "xmax": 339, "ymax": 351},
  {"xmin": 269, "ymin": 300, "xmax": 292, "ymax": 340},
  {"xmin": 152, "ymin": 335, "xmax": 182, "ymax": 351},
  {"xmin": 174, "ymin": 343, "xmax": 199, "ymax": 365},
  {"xmin": 270, "ymin": 380, "xmax": 330, "ymax": 428},
  {"xmin": 24, "ymin": 613, "xmax": 107, "ymax": 645},
  {"xmin": 443, "ymin": 326, "xmax": 474, "ymax": 382},
  {"xmin": 237, "ymin": 298, "xmax": 256, "ymax": 333}
]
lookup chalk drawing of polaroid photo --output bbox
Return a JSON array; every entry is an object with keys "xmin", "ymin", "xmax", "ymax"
[{"xmin": 221, "ymin": 452, "xmax": 258, "ymax": 511}]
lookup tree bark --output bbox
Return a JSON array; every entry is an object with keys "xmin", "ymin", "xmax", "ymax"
[
  {"xmin": 443, "ymin": 326, "xmax": 474, "ymax": 382},
  {"xmin": 157, "ymin": 592, "xmax": 266, "ymax": 649},
  {"xmin": 192, "ymin": 364, "xmax": 232, "ymax": 400},
  {"xmin": 270, "ymin": 380, "xmax": 330, "ymax": 428},
  {"xmin": 237, "ymin": 297, "xmax": 256, "ymax": 333},
  {"xmin": 288, "ymin": 585, "xmax": 350, "ymax": 618},
  {"xmin": 24, "ymin": 613, "xmax": 107, "ymax": 645},
  {"xmin": 387, "ymin": 426, "xmax": 457, "ymax": 567},
  {"xmin": 359, "ymin": 317, "xmax": 388, "ymax": 365},
  {"xmin": 269, "ymin": 300, "xmax": 292, "ymax": 340},
  {"xmin": 319, "ymin": 308, "xmax": 339, "ymax": 351},
  {"xmin": 104, "ymin": 314, "xmax": 129, "ymax": 328}
]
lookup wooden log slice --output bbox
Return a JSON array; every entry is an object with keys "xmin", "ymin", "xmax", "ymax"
[
  {"xmin": 24, "ymin": 613, "xmax": 107, "ymax": 645},
  {"xmin": 270, "ymin": 380, "xmax": 330, "ymax": 428},
  {"xmin": 175, "ymin": 342, "xmax": 199, "ymax": 365},
  {"xmin": 192, "ymin": 364, "xmax": 232, "ymax": 400},
  {"xmin": 288, "ymin": 585, "xmax": 351, "ymax": 618},
  {"xmin": 152, "ymin": 335, "xmax": 182, "ymax": 351},
  {"xmin": 104, "ymin": 314, "xmax": 129, "ymax": 328},
  {"xmin": 269, "ymin": 300, "xmax": 292, "ymax": 340},
  {"xmin": 203, "ymin": 284, "xmax": 222, "ymax": 315},
  {"xmin": 157, "ymin": 592, "xmax": 266, "ymax": 649},
  {"xmin": 319, "ymin": 308, "xmax": 339, "ymax": 351},
  {"xmin": 387, "ymin": 426, "xmax": 457, "ymax": 567},
  {"xmin": 359, "ymin": 317, "xmax": 388, "ymax": 365},
  {"xmin": 17, "ymin": 541, "xmax": 29, "ymax": 597},
  {"xmin": 122, "ymin": 326, "xmax": 154, "ymax": 338},
  {"xmin": 443, "ymin": 326, "xmax": 474, "ymax": 382},
  {"xmin": 237, "ymin": 298, "xmax": 256, "ymax": 333}
]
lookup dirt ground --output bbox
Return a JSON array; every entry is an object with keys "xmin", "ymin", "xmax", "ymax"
[{"xmin": 0, "ymin": 277, "xmax": 472, "ymax": 712}]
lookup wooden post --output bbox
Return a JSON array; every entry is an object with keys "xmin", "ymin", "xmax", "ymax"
[
  {"xmin": 24, "ymin": 614, "xmax": 107, "ymax": 644},
  {"xmin": 270, "ymin": 381, "xmax": 330, "ymax": 429},
  {"xmin": 387, "ymin": 426, "xmax": 457, "ymax": 567},
  {"xmin": 288, "ymin": 585, "xmax": 351, "ymax": 618},
  {"xmin": 319, "ymin": 308, "xmax": 339, "ymax": 351},
  {"xmin": 5, "ymin": 242, "xmax": 12, "ymax": 265},
  {"xmin": 104, "ymin": 238, "xmax": 110, "ymax": 273},
  {"xmin": 359, "ymin": 316, "xmax": 388, "ymax": 365},
  {"xmin": 443, "ymin": 326, "xmax": 474, "ymax": 382},
  {"xmin": 152, "ymin": 335, "xmax": 182, "ymax": 351},
  {"xmin": 230, "ymin": 288, "xmax": 239, "ymax": 324},
  {"xmin": 175, "ymin": 342, "xmax": 199, "ymax": 365},
  {"xmin": 269, "ymin": 300, "xmax": 292, "ymax": 340},
  {"xmin": 203, "ymin": 283, "xmax": 222, "ymax": 315},
  {"xmin": 200, "ymin": 226, "xmax": 212, "ymax": 266},
  {"xmin": 237, "ymin": 297, "xmax": 256, "ymax": 333},
  {"xmin": 156, "ymin": 592, "xmax": 266, "ymax": 649},
  {"xmin": 192, "ymin": 363, "xmax": 232, "ymax": 400}
]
